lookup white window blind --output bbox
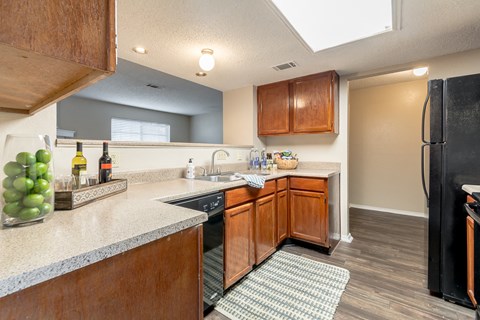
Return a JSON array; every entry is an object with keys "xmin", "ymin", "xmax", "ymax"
[{"xmin": 111, "ymin": 118, "xmax": 170, "ymax": 142}]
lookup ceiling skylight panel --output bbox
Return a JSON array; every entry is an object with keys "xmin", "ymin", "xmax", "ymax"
[{"xmin": 270, "ymin": 0, "xmax": 395, "ymax": 52}]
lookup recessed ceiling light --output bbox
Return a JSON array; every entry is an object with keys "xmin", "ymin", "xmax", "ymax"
[
  {"xmin": 132, "ymin": 47, "xmax": 147, "ymax": 54},
  {"xmin": 269, "ymin": 0, "xmax": 396, "ymax": 52},
  {"xmin": 413, "ymin": 67, "xmax": 429, "ymax": 77},
  {"xmin": 196, "ymin": 72, "xmax": 207, "ymax": 77}
]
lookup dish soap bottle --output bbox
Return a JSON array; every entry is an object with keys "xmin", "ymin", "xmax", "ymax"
[{"xmin": 186, "ymin": 158, "xmax": 195, "ymax": 179}]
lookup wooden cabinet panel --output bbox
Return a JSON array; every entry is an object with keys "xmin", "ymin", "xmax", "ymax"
[
  {"xmin": 289, "ymin": 177, "xmax": 326, "ymax": 192},
  {"xmin": 290, "ymin": 190, "xmax": 327, "ymax": 246},
  {"xmin": 277, "ymin": 178, "xmax": 287, "ymax": 191},
  {"xmin": 277, "ymin": 190, "xmax": 288, "ymax": 244},
  {"xmin": 225, "ymin": 180, "xmax": 276, "ymax": 208},
  {"xmin": 257, "ymin": 71, "xmax": 338, "ymax": 136},
  {"xmin": 467, "ymin": 216, "xmax": 477, "ymax": 306},
  {"xmin": 0, "ymin": 226, "xmax": 203, "ymax": 319},
  {"xmin": 292, "ymin": 72, "xmax": 334, "ymax": 133},
  {"xmin": 0, "ymin": 0, "xmax": 116, "ymax": 114},
  {"xmin": 257, "ymin": 81, "xmax": 290, "ymax": 135},
  {"xmin": 255, "ymin": 194, "xmax": 277, "ymax": 264},
  {"xmin": 224, "ymin": 202, "xmax": 254, "ymax": 289}
]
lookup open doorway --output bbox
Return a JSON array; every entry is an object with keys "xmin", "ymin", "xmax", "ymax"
[{"xmin": 348, "ymin": 70, "xmax": 428, "ymax": 218}]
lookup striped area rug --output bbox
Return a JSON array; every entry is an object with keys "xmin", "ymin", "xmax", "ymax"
[{"xmin": 215, "ymin": 250, "xmax": 350, "ymax": 320}]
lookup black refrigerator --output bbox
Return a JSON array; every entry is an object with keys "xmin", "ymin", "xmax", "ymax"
[{"xmin": 422, "ymin": 73, "xmax": 480, "ymax": 307}]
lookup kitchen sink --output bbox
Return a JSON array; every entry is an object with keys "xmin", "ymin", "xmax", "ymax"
[
  {"xmin": 194, "ymin": 174, "xmax": 242, "ymax": 182},
  {"xmin": 194, "ymin": 171, "xmax": 271, "ymax": 182}
]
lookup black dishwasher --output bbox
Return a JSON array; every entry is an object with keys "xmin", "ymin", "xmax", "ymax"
[{"xmin": 168, "ymin": 192, "xmax": 224, "ymax": 313}]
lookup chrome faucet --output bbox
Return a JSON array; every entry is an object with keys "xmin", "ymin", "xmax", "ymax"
[{"xmin": 210, "ymin": 149, "xmax": 230, "ymax": 174}]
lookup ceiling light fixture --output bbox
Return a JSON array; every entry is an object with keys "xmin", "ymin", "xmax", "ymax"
[
  {"xmin": 132, "ymin": 47, "xmax": 147, "ymax": 54},
  {"xmin": 199, "ymin": 49, "xmax": 215, "ymax": 71},
  {"xmin": 413, "ymin": 67, "xmax": 428, "ymax": 76},
  {"xmin": 196, "ymin": 72, "xmax": 207, "ymax": 77}
]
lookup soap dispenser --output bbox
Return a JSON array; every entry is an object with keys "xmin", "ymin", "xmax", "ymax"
[{"xmin": 186, "ymin": 158, "xmax": 195, "ymax": 179}]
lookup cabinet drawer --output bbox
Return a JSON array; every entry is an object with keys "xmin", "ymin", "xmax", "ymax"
[
  {"xmin": 277, "ymin": 178, "xmax": 287, "ymax": 191},
  {"xmin": 289, "ymin": 177, "xmax": 326, "ymax": 192},
  {"xmin": 225, "ymin": 180, "xmax": 276, "ymax": 208}
]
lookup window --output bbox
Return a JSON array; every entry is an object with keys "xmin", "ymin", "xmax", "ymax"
[{"xmin": 111, "ymin": 118, "xmax": 170, "ymax": 142}]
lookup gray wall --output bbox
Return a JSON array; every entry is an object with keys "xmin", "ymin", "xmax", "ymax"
[
  {"xmin": 57, "ymin": 96, "xmax": 191, "ymax": 142},
  {"xmin": 190, "ymin": 111, "xmax": 223, "ymax": 144}
]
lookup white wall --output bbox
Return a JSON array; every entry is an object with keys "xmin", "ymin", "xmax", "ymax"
[
  {"xmin": 0, "ymin": 106, "xmax": 57, "ymax": 153},
  {"xmin": 54, "ymin": 143, "xmax": 251, "ymax": 176},
  {"xmin": 349, "ymin": 79, "xmax": 427, "ymax": 215},
  {"xmin": 190, "ymin": 111, "xmax": 223, "ymax": 144},
  {"xmin": 223, "ymin": 86, "xmax": 265, "ymax": 149},
  {"xmin": 427, "ymin": 48, "xmax": 480, "ymax": 80}
]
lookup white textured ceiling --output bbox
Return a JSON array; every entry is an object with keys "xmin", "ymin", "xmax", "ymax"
[{"xmin": 117, "ymin": 0, "xmax": 480, "ymax": 91}]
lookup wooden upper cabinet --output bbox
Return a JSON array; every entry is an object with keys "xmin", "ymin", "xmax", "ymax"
[
  {"xmin": 0, "ymin": 0, "xmax": 116, "ymax": 115},
  {"xmin": 292, "ymin": 72, "xmax": 336, "ymax": 133},
  {"xmin": 257, "ymin": 81, "xmax": 290, "ymax": 135},
  {"xmin": 257, "ymin": 70, "xmax": 338, "ymax": 136}
]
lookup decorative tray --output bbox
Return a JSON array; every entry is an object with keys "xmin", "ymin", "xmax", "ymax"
[{"xmin": 54, "ymin": 179, "xmax": 128, "ymax": 210}]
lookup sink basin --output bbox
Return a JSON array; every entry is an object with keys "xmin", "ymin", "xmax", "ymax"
[{"xmin": 194, "ymin": 174, "xmax": 242, "ymax": 182}]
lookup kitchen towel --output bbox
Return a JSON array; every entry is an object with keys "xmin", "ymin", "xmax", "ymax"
[{"xmin": 236, "ymin": 174, "xmax": 265, "ymax": 188}]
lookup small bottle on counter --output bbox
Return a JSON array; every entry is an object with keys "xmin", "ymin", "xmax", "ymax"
[
  {"xmin": 261, "ymin": 148, "xmax": 267, "ymax": 171},
  {"xmin": 72, "ymin": 141, "xmax": 87, "ymax": 189},
  {"xmin": 266, "ymin": 153, "xmax": 273, "ymax": 170},
  {"xmin": 186, "ymin": 158, "xmax": 195, "ymax": 179},
  {"xmin": 98, "ymin": 142, "xmax": 112, "ymax": 183},
  {"xmin": 254, "ymin": 148, "xmax": 260, "ymax": 170},
  {"xmin": 249, "ymin": 148, "xmax": 255, "ymax": 170}
]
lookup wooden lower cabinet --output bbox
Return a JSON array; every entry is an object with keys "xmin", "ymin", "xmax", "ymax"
[
  {"xmin": 224, "ymin": 175, "xmax": 339, "ymax": 288},
  {"xmin": 467, "ymin": 215, "xmax": 477, "ymax": 306},
  {"xmin": 290, "ymin": 189, "xmax": 327, "ymax": 246},
  {"xmin": 224, "ymin": 202, "xmax": 255, "ymax": 289},
  {"xmin": 0, "ymin": 225, "xmax": 203, "ymax": 320},
  {"xmin": 255, "ymin": 194, "xmax": 277, "ymax": 264},
  {"xmin": 277, "ymin": 190, "xmax": 288, "ymax": 244}
]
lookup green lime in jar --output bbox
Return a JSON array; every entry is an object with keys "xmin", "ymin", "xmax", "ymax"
[
  {"xmin": 3, "ymin": 161, "xmax": 24, "ymax": 177},
  {"xmin": 16, "ymin": 152, "xmax": 36, "ymax": 166},
  {"xmin": 18, "ymin": 207, "xmax": 40, "ymax": 220}
]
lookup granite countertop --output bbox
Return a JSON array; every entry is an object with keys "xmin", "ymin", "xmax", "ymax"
[{"xmin": 0, "ymin": 168, "xmax": 339, "ymax": 298}]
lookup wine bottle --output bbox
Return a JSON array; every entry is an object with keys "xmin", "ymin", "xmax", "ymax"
[
  {"xmin": 72, "ymin": 142, "xmax": 87, "ymax": 189},
  {"xmin": 99, "ymin": 142, "xmax": 112, "ymax": 183}
]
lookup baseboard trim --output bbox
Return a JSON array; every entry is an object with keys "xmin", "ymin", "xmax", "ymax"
[
  {"xmin": 341, "ymin": 233, "xmax": 353, "ymax": 243},
  {"xmin": 349, "ymin": 204, "xmax": 427, "ymax": 218}
]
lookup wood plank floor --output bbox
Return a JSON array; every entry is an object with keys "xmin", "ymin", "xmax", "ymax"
[{"xmin": 205, "ymin": 208, "xmax": 476, "ymax": 319}]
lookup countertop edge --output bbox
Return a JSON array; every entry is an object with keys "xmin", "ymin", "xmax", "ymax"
[{"xmin": 0, "ymin": 213, "xmax": 206, "ymax": 298}]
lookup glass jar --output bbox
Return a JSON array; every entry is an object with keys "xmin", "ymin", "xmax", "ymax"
[{"xmin": 1, "ymin": 134, "xmax": 54, "ymax": 227}]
